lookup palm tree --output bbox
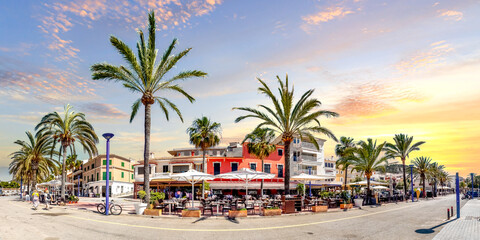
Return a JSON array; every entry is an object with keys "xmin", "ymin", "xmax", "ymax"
[
  {"xmin": 335, "ymin": 137, "xmax": 356, "ymax": 190},
  {"xmin": 351, "ymin": 139, "xmax": 388, "ymax": 197},
  {"xmin": 234, "ymin": 75, "xmax": 338, "ymax": 193},
  {"xmin": 428, "ymin": 162, "xmax": 444, "ymax": 197},
  {"xmin": 35, "ymin": 104, "xmax": 98, "ymax": 201},
  {"xmin": 66, "ymin": 155, "xmax": 80, "ymax": 195},
  {"xmin": 242, "ymin": 127, "xmax": 277, "ymax": 196},
  {"xmin": 91, "ymin": 11, "xmax": 206, "ymax": 203},
  {"xmin": 385, "ymin": 134, "xmax": 425, "ymax": 200},
  {"xmin": 187, "ymin": 117, "xmax": 221, "ymax": 198},
  {"xmin": 412, "ymin": 156, "xmax": 432, "ymax": 199},
  {"xmin": 9, "ymin": 131, "xmax": 58, "ymax": 188}
]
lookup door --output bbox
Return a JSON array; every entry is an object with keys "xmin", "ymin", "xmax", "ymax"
[{"xmin": 214, "ymin": 163, "xmax": 221, "ymax": 175}]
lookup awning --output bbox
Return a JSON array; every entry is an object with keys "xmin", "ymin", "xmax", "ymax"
[{"xmin": 210, "ymin": 181, "xmax": 296, "ymax": 190}]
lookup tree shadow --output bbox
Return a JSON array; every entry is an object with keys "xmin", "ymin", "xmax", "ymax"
[
  {"xmin": 31, "ymin": 212, "xmax": 70, "ymax": 217},
  {"xmin": 415, "ymin": 219, "xmax": 457, "ymax": 234}
]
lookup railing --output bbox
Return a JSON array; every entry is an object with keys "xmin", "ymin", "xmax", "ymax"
[
  {"xmin": 300, "ymin": 155, "xmax": 317, "ymax": 162},
  {"xmin": 297, "ymin": 169, "xmax": 317, "ymax": 175},
  {"xmin": 301, "ymin": 141, "xmax": 319, "ymax": 150}
]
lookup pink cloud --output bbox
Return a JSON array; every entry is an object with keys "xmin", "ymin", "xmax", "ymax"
[{"xmin": 439, "ymin": 10, "xmax": 463, "ymax": 21}]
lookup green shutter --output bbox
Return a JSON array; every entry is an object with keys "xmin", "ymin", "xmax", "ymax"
[
  {"xmin": 121, "ymin": 172, "xmax": 124, "ymax": 178},
  {"xmin": 103, "ymin": 160, "xmax": 106, "ymax": 165},
  {"xmin": 102, "ymin": 172, "xmax": 106, "ymax": 180},
  {"xmin": 132, "ymin": 166, "xmax": 134, "ymax": 169},
  {"xmin": 96, "ymin": 173, "xmax": 98, "ymax": 181},
  {"xmin": 109, "ymin": 174, "xmax": 111, "ymax": 180},
  {"xmin": 121, "ymin": 162, "xmax": 125, "ymax": 167},
  {"xmin": 109, "ymin": 160, "xmax": 112, "ymax": 165},
  {"xmin": 131, "ymin": 174, "xmax": 133, "ymax": 179}
]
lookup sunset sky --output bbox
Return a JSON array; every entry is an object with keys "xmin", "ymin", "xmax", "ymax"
[{"xmin": 1, "ymin": 0, "xmax": 479, "ymax": 180}]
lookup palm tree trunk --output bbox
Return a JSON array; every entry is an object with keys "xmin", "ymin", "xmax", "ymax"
[
  {"xmin": 284, "ymin": 141, "xmax": 291, "ymax": 195},
  {"xmin": 27, "ymin": 179, "xmax": 30, "ymax": 195},
  {"xmin": 367, "ymin": 177, "xmax": 371, "ymax": 198},
  {"xmin": 261, "ymin": 158, "xmax": 264, "ymax": 197},
  {"xmin": 344, "ymin": 168, "xmax": 348, "ymax": 191},
  {"xmin": 61, "ymin": 146, "xmax": 67, "ymax": 200},
  {"xmin": 422, "ymin": 174, "xmax": 426, "ymax": 199},
  {"xmin": 401, "ymin": 158, "xmax": 407, "ymax": 202},
  {"xmin": 32, "ymin": 162, "xmax": 38, "ymax": 190},
  {"xmin": 202, "ymin": 150, "xmax": 206, "ymax": 199},
  {"xmin": 144, "ymin": 103, "xmax": 151, "ymax": 204}
]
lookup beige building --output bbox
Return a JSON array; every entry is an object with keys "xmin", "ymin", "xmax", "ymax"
[{"xmin": 82, "ymin": 154, "xmax": 135, "ymax": 197}]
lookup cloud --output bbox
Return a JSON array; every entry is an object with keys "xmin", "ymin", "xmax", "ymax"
[
  {"xmin": 38, "ymin": 0, "xmax": 223, "ymax": 62},
  {"xmin": 395, "ymin": 41, "xmax": 454, "ymax": 73},
  {"xmin": 79, "ymin": 102, "xmax": 128, "ymax": 120},
  {"xmin": 302, "ymin": 7, "xmax": 354, "ymax": 25},
  {"xmin": 439, "ymin": 10, "xmax": 463, "ymax": 21},
  {"xmin": 332, "ymin": 81, "xmax": 426, "ymax": 119},
  {"xmin": 0, "ymin": 67, "xmax": 97, "ymax": 104}
]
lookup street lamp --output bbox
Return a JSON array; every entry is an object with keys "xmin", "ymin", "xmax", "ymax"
[
  {"xmin": 103, "ymin": 133, "xmax": 114, "ymax": 215},
  {"xmin": 409, "ymin": 165, "xmax": 414, "ymax": 202},
  {"xmin": 471, "ymin": 173, "xmax": 474, "ymax": 199}
]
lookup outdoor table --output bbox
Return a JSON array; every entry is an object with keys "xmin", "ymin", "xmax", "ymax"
[{"xmin": 163, "ymin": 200, "xmax": 177, "ymax": 215}]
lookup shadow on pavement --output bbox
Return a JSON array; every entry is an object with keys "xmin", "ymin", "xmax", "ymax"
[
  {"xmin": 31, "ymin": 212, "xmax": 70, "ymax": 217},
  {"xmin": 192, "ymin": 216, "xmax": 209, "ymax": 223},
  {"xmin": 226, "ymin": 216, "xmax": 239, "ymax": 224},
  {"xmin": 415, "ymin": 219, "xmax": 457, "ymax": 234}
]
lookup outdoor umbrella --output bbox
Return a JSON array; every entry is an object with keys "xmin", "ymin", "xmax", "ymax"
[
  {"xmin": 291, "ymin": 173, "xmax": 332, "ymax": 207},
  {"xmin": 216, "ymin": 168, "xmax": 275, "ymax": 199},
  {"xmin": 171, "ymin": 169, "xmax": 215, "ymax": 208},
  {"xmin": 372, "ymin": 186, "xmax": 389, "ymax": 190},
  {"xmin": 291, "ymin": 173, "xmax": 332, "ymax": 197},
  {"xmin": 347, "ymin": 180, "xmax": 388, "ymax": 186}
]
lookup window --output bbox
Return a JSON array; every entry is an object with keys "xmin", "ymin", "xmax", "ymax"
[
  {"xmin": 163, "ymin": 165, "xmax": 169, "ymax": 173},
  {"xmin": 293, "ymin": 152, "xmax": 297, "ymax": 161},
  {"xmin": 278, "ymin": 165, "xmax": 283, "ymax": 178},
  {"xmin": 250, "ymin": 163, "xmax": 257, "ymax": 171},
  {"xmin": 264, "ymin": 164, "xmax": 271, "ymax": 173},
  {"xmin": 121, "ymin": 162, "xmax": 125, "ymax": 167},
  {"xmin": 121, "ymin": 172, "xmax": 124, "ymax": 178},
  {"xmin": 103, "ymin": 160, "xmax": 112, "ymax": 165},
  {"xmin": 278, "ymin": 149, "xmax": 283, "ymax": 156},
  {"xmin": 138, "ymin": 167, "xmax": 145, "ymax": 174},
  {"xmin": 95, "ymin": 173, "xmax": 98, "ymax": 181},
  {"xmin": 102, "ymin": 172, "xmax": 111, "ymax": 180},
  {"xmin": 131, "ymin": 174, "xmax": 134, "ymax": 180},
  {"xmin": 340, "ymin": 177, "xmax": 343, "ymax": 182},
  {"xmin": 132, "ymin": 166, "xmax": 134, "ymax": 169},
  {"xmin": 91, "ymin": 164, "xmax": 94, "ymax": 169},
  {"xmin": 231, "ymin": 162, "xmax": 238, "ymax": 172},
  {"xmin": 213, "ymin": 162, "xmax": 221, "ymax": 175}
]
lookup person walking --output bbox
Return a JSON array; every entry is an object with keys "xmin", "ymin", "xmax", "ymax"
[
  {"xmin": 32, "ymin": 190, "xmax": 40, "ymax": 210},
  {"xmin": 44, "ymin": 189, "xmax": 51, "ymax": 210}
]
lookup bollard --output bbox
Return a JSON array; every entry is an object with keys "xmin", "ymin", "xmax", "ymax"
[
  {"xmin": 451, "ymin": 206, "xmax": 454, "ymax": 216},
  {"xmin": 447, "ymin": 208, "xmax": 450, "ymax": 220}
]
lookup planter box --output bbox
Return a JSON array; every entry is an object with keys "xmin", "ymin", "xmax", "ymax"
[
  {"xmin": 144, "ymin": 209, "xmax": 162, "ymax": 216},
  {"xmin": 182, "ymin": 210, "xmax": 201, "ymax": 218},
  {"xmin": 312, "ymin": 205, "xmax": 328, "ymax": 212},
  {"xmin": 262, "ymin": 209, "xmax": 282, "ymax": 216},
  {"xmin": 135, "ymin": 203, "xmax": 147, "ymax": 215},
  {"xmin": 354, "ymin": 199, "xmax": 363, "ymax": 208},
  {"xmin": 228, "ymin": 210, "xmax": 247, "ymax": 218},
  {"xmin": 340, "ymin": 203, "xmax": 353, "ymax": 209}
]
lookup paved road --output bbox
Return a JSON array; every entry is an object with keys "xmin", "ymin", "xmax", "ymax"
[{"xmin": 0, "ymin": 195, "xmax": 465, "ymax": 240}]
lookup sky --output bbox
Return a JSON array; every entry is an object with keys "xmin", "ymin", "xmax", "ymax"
[{"xmin": 1, "ymin": 0, "xmax": 479, "ymax": 181}]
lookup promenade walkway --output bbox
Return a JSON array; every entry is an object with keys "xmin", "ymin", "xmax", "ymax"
[{"xmin": 433, "ymin": 199, "xmax": 480, "ymax": 240}]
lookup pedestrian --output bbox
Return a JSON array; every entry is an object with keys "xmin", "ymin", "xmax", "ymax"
[
  {"xmin": 25, "ymin": 191, "xmax": 30, "ymax": 202},
  {"xmin": 32, "ymin": 190, "xmax": 40, "ymax": 210},
  {"xmin": 45, "ymin": 189, "xmax": 51, "ymax": 210}
]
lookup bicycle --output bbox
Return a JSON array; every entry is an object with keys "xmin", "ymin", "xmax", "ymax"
[{"xmin": 97, "ymin": 200, "xmax": 122, "ymax": 215}]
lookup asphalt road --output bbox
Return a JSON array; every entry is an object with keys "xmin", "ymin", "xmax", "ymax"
[{"xmin": 0, "ymin": 195, "xmax": 465, "ymax": 240}]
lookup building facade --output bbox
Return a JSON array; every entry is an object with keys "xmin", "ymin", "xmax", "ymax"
[{"xmin": 82, "ymin": 154, "xmax": 135, "ymax": 197}]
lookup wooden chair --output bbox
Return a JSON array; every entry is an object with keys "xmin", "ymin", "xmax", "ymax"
[{"xmin": 201, "ymin": 199, "xmax": 214, "ymax": 216}]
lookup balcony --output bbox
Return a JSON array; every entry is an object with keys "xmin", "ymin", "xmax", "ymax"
[
  {"xmin": 297, "ymin": 169, "xmax": 317, "ymax": 175},
  {"xmin": 301, "ymin": 141, "xmax": 319, "ymax": 151}
]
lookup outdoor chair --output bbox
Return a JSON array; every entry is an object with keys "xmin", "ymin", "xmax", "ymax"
[
  {"xmin": 304, "ymin": 199, "xmax": 314, "ymax": 211},
  {"xmin": 221, "ymin": 201, "xmax": 232, "ymax": 215},
  {"xmin": 244, "ymin": 201, "xmax": 255, "ymax": 214},
  {"xmin": 327, "ymin": 199, "xmax": 337, "ymax": 208},
  {"xmin": 175, "ymin": 199, "xmax": 187, "ymax": 213},
  {"xmin": 201, "ymin": 199, "xmax": 214, "ymax": 216}
]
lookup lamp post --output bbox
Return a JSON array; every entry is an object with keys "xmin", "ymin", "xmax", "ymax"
[
  {"xmin": 103, "ymin": 133, "xmax": 114, "ymax": 215},
  {"xmin": 471, "ymin": 173, "xmax": 474, "ymax": 199},
  {"xmin": 409, "ymin": 165, "xmax": 414, "ymax": 202},
  {"xmin": 308, "ymin": 167, "xmax": 312, "ymax": 197},
  {"xmin": 456, "ymin": 172, "xmax": 460, "ymax": 218}
]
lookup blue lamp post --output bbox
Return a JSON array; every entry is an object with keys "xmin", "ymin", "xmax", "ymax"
[
  {"xmin": 409, "ymin": 165, "xmax": 414, "ymax": 202},
  {"xmin": 308, "ymin": 167, "xmax": 312, "ymax": 197},
  {"xmin": 471, "ymin": 173, "xmax": 474, "ymax": 199},
  {"xmin": 455, "ymin": 173, "xmax": 460, "ymax": 218},
  {"xmin": 103, "ymin": 133, "xmax": 114, "ymax": 215}
]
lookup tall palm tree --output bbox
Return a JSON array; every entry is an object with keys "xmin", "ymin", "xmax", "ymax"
[
  {"xmin": 91, "ymin": 11, "xmax": 206, "ymax": 203},
  {"xmin": 234, "ymin": 75, "xmax": 338, "ymax": 193},
  {"xmin": 412, "ymin": 156, "xmax": 432, "ymax": 199},
  {"xmin": 385, "ymin": 134, "xmax": 425, "ymax": 200},
  {"xmin": 9, "ymin": 148, "xmax": 31, "ymax": 194},
  {"xmin": 9, "ymin": 131, "xmax": 58, "ymax": 188},
  {"xmin": 351, "ymin": 139, "xmax": 388, "ymax": 197},
  {"xmin": 242, "ymin": 127, "xmax": 277, "ymax": 196},
  {"xmin": 428, "ymin": 162, "xmax": 444, "ymax": 197},
  {"xmin": 335, "ymin": 136, "xmax": 356, "ymax": 190},
  {"xmin": 187, "ymin": 116, "xmax": 221, "ymax": 198},
  {"xmin": 35, "ymin": 104, "xmax": 98, "ymax": 201}
]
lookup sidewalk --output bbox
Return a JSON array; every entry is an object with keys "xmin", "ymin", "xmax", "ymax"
[{"xmin": 433, "ymin": 199, "xmax": 480, "ymax": 240}]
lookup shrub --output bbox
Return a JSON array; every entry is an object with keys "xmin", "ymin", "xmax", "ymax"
[{"xmin": 138, "ymin": 190, "xmax": 146, "ymax": 202}]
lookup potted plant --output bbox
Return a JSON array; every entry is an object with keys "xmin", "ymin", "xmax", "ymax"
[
  {"xmin": 262, "ymin": 207, "xmax": 282, "ymax": 216},
  {"xmin": 340, "ymin": 191, "xmax": 353, "ymax": 209},
  {"xmin": 135, "ymin": 190, "xmax": 148, "ymax": 215},
  {"xmin": 181, "ymin": 208, "xmax": 202, "ymax": 218},
  {"xmin": 144, "ymin": 191, "xmax": 165, "ymax": 216},
  {"xmin": 228, "ymin": 208, "xmax": 248, "ymax": 218}
]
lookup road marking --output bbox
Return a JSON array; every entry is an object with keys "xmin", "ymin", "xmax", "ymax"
[{"xmin": 8, "ymin": 200, "xmax": 415, "ymax": 232}]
